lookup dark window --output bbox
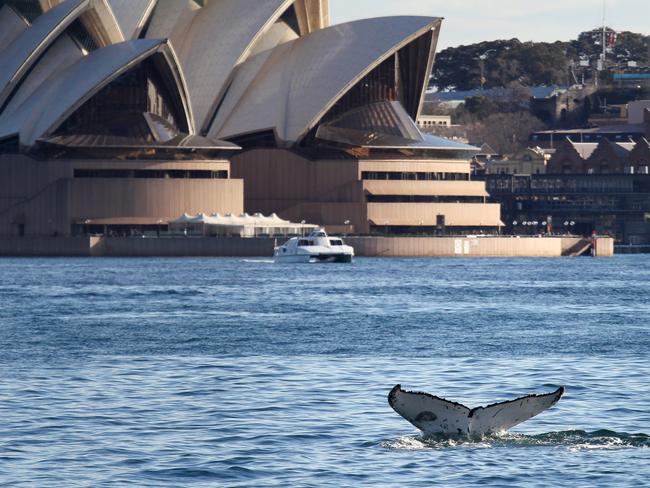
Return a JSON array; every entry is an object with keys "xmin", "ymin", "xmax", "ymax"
[
  {"xmin": 67, "ymin": 19, "xmax": 98, "ymax": 53},
  {"xmin": 279, "ymin": 4, "xmax": 301, "ymax": 36},
  {"xmin": 366, "ymin": 195, "xmax": 484, "ymax": 203},
  {"xmin": 3, "ymin": 1, "xmax": 43, "ymax": 22},
  {"xmin": 361, "ymin": 171, "xmax": 469, "ymax": 181},
  {"xmin": 0, "ymin": 136, "xmax": 19, "ymax": 154},
  {"xmin": 56, "ymin": 60, "xmax": 187, "ymax": 141},
  {"xmin": 74, "ymin": 169, "xmax": 228, "ymax": 179}
]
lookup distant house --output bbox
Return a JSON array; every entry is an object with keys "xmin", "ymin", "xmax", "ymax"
[
  {"xmin": 585, "ymin": 140, "xmax": 636, "ymax": 174},
  {"xmin": 546, "ymin": 140, "xmax": 597, "ymax": 173},
  {"xmin": 470, "ymin": 143, "xmax": 502, "ymax": 175},
  {"xmin": 547, "ymin": 138, "xmax": 650, "ymax": 174},
  {"xmin": 529, "ymin": 85, "xmax": 596, "ymax": 126},
  {"xmin": 487, "ymin": 147, "xmax": 550, "ymax": 175},
  {"xmin": 416, "ymin": 114, "xmax": 452, "ymax": 128},
  {"xmin": 629, "ymin": 138, "xmax": 650, "ymax": 174}
]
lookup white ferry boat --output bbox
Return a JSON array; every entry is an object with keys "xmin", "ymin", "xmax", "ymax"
[{"xmin": 274, "ymin": 228, "xmax": 354, "ymax": 263}]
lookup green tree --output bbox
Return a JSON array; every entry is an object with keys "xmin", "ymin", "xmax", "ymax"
[{"xmin": 431, "ymin": 30, "xmax": 649, "ymax": 90}]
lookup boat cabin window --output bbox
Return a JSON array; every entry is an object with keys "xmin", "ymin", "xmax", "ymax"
[
  {"xmin": 299, "ymin": 240, "xmax": 314, "ymax": 246},
  {"xmin": 330, "ymin": 239, "xmax": 343, "ymax": 246},
  {"xmin": 316, "ymin": 232, "xmax": 326, "ymax": 237}
]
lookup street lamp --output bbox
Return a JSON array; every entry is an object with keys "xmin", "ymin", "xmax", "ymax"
[{"xmin": 477, "ymin": 49, "xmax": 496, "ymax": 90}]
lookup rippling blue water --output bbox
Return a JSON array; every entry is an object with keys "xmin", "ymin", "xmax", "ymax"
[{"xmin": 1, "ymin": 256, "xmax": 650, "ymax": 486}]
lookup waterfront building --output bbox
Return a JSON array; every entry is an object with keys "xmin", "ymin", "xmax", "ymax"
[
  {"xmin": 487, "ymin": 116, "xmax": 650, "ymax": 244},
  {"xmin": 487, "ymin": 173, "xmax": 650, "ymax": 244},
  {"xmin": 0, "ymin": 0, "xmax": 500, "ymax": 237}
]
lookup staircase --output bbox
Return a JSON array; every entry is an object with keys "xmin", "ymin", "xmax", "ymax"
[{"xmin": 562, "ymin": 238, "xmax": 593, "ymax": 257}]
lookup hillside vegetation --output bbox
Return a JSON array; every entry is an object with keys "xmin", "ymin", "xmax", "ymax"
[{"xmin": 432, "ymin": 31, "xmax": 650, "ymax": 91}]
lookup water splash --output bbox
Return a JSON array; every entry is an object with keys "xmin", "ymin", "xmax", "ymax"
[{"xmin": 383, "ymin": 430, "xmax": 650, "ymax": 451}]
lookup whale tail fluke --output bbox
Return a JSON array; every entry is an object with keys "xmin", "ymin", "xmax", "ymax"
[{"xmin": 389, "ymin": 385, "xmax": 564, "ymax": 437}]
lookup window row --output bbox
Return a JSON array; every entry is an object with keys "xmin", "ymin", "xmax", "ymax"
[
  {"xmin": 367, "ymin": 195, "xmax": 485, "ymax": 203},
  {"xmin": 74, "ymin": 169, "xmax": 229, "ymax": 179},
  {"xmin": 362, "ymin": 171, "xmax": 469, "ymax": 181}
]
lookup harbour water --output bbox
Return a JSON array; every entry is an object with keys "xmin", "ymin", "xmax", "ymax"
[{"xmin": 1, "ymin": 256, "xmax": 650, "ymax": 486}]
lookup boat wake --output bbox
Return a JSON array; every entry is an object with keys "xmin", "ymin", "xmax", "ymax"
[
  {"xmin": 383, "ymin": 430, "xmax": 650, "ymax": 451},
  {"xmin": 240, "ymin": 259, "xmax": 275, "ymax": 264}
]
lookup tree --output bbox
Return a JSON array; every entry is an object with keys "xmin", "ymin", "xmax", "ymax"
[
  {"xmin": 465, "ymin": 112, "xmax": 545, "ymax": 156},
  {"xmin": 430, "ymin": 30, "xmax": 650, "ymax": 91},
  {"xmin": 463, "ymin": 96, "xmax": 499, "ymax": 120}
]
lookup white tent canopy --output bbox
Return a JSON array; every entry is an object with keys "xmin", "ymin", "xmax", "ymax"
[{"xmin": 169, "ymin": 212, "xmax": 317, "ymax": 237}]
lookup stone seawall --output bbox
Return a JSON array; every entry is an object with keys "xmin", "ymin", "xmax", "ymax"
[
  {"xmin": 0, "ymin": 236, "xmax": 614, "ymax": 257},
  {"xmin": 95, "ymin": 237, "xmax": 275, "ymax": 257},
  {"xmin": 0, "ymin": 237, "xmax": 95, "ymax": 256},
  {"xmin": 346, "ymin": 236, "xmax": 613, "ymax": 257}
]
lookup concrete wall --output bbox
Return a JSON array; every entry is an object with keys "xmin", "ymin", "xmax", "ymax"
[
  {"xmin": 67, "ymin": 178, "xmax": 243, "ymax": 224},
  {"xmin": 347, "ymin": 236, "xmax": 614, "ymax": 257},
  {"xmin": 367, "ymin": 202, "xmax": 502, "ymax": 227},
  {"xmin": 232, "ymin": 149, "xmax": 501, "ymax": 233},
  {"xmin": 0, "ymin": 235, "xmax": 614, "ymax": 257},
  {"xmin": 0, "ymin": 154, "xmax": 243, "ymax": 236},
  {"xmin": 363, "ymin": 180, "xmax": 487, "ymax": 197},
  {"xmin": 98, "ymin": 237, "xmax": 274, "ymax": 257},
  {"xmin": 357, "ymin": 159, "xmax": 471, "ymax": 175},
  {"xmin": 0, "ymin": 236, "xmax": 95, "ymax": 256},
  {"xmin": 593, "ymin": 236, "xmax": 614, "ymax": 257}
]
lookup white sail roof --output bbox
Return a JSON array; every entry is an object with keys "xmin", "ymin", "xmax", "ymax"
[
  {"xmin": 108, "ymin": 0, "xmax": 156, "ymax": 39},
  {"xmin": 0, "ymin": 0, "xmax": 123, "ymax": 110},
  {"xmin": 0, "ymin": 5, "xmax": 29, "ymax": 52},
  {"xmin": 1, "ymin": 34, "xmax": 84, "ymax": 119},
  {"xmin": 0, "ymin": 39, "xmax": 192, "ymax": 146},
  {"xmin": 293, "ymin": 0, "xmax": 329, "ymax": 34},
  {"xmin": 175, "ymin": 0, "xmax": 294, "ymax": 133},
  {"xmin": 209, "ymin": 16, "xmax": 441, "ymax": 144},
  {"xmin": 144, "ymin": 0, "xmax": 200, "ymax": 41}
]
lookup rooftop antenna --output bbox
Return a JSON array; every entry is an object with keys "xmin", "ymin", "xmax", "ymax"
[{"xmin": 601, "ymin": 0, "xmax": 607, "ymax": 69}]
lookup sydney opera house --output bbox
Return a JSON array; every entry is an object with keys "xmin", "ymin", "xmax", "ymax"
[{"xmin": 0, "ymin": 0, "xmax": 502, "ymax": 238}]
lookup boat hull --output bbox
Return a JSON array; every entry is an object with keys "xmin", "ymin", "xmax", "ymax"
[{"xmin": 274, "ymin": 253, "xmax": 353, "ymax": 264}]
